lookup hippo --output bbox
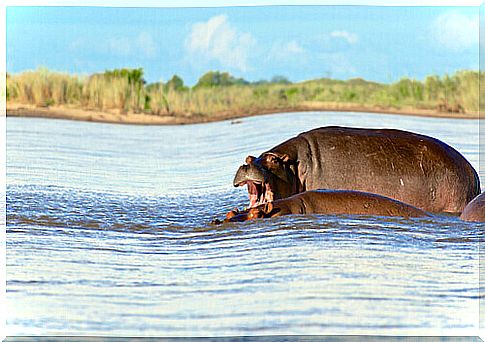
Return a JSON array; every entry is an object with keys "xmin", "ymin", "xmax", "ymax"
[
  {"xmin": 233, "ymin": 126, "xmax": 480, "ymax": 213},
  {"xmin": 215, "ymin": 190, "xmax": 429, "ymax": 223},
  {"xmin": 460, "ymin": 192, "xmax": 485, "ymax": 222}
]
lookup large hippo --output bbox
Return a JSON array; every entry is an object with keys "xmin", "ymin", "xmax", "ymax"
[
  {"xmin": 217, "ymin": 190, "xmax": 429, "ymax": 223},
  {"xmin": 460, "ymin": 192, "xmax": 485, "ymax": 222},
  {"xmin": 233, "ymin": 126, "xmax": 480, "ymax": 213}
]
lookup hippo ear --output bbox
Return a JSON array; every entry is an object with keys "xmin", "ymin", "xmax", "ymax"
[
  {"xmin": 262, "ymin": 152, "xmax": 292, "ymax": 164},
  {"xmin": 267, "ymin": 152, "xmax": 292, "ymax": 164},
  {"xmin": 225, "ymin": 210, "xmax": 236, "ymax": 220},
  {"xmin": 279, "ymin": 153, "xmax": 290, "ymax": 163},
  {"xmin": 245, "ymin": 155, "xmax": 256, "ymax": 164}
]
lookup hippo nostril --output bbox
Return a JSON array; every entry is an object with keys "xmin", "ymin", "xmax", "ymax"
[{"xmin": 234, "ymin": 164, "xmax": 249, "ymax": 187}]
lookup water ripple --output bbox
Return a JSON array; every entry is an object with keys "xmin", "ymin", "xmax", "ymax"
[{"xmin": 6, "ymin": 114, "xmax": 482, "ymax": 336}]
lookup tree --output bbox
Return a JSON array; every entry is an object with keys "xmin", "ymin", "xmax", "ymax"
[
  {"xmin": 104, "ymin": 68, "xmax": 145, "ymax": 85},
  {"xmin": 195, "ymin": 71, "xmax": 248, "ymax": 88},
  {"xmin": 270, "ymin": 75, "xmax": 291, "ymax": 84},
  {"xmin": 165, "ymin": 75, "xmax": 186, "ymax": 91}
]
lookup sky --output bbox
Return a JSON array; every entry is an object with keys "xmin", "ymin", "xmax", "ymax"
[{"xmin": 6, "ymin": 5, "xmax": 479, "ymax": 85}]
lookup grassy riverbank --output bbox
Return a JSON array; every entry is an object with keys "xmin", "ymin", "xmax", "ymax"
[{"xmin": 6, "ymin": 67, "xmax": 481, "ymax": 124}]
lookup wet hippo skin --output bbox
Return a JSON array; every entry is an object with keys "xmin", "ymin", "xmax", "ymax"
[
  {"xmin": 460, "ymin": 192, "xmax": 485, "ymax": 222},
  {"xmin": 221, "ymin": 190, "xmax": 429, "ymax": 223},
  {"xmin": 233, "ymin": 126, "xmax": 480, "ymax": 213}
]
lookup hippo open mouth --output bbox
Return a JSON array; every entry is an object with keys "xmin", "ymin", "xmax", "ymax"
[{"xmin": 236, "ymin": 180, "xmax": 274, "ymax": 208}]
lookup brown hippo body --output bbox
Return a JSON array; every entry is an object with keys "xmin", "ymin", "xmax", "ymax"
[
  {"xmin": 234, "ymin": 126, "xmax": 480, "ymax": 213},
  {"xmin": 223, "ymin": 190, "xmax": 429, "ymax": 223},
  {"xmin": 460, "ymin": 192, "xmax": 485, "ymax": 222}
]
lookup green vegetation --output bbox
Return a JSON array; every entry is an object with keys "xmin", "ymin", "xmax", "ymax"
[
  {"xmin": 6, "ymin": 67, "xmax": 481, "ymax": 117},
  {"xmin": 194, "ymin": 71, "xmax": 249, "ymax": 88}
]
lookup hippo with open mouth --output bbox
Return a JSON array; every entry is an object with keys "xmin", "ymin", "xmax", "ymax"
[
  {"xmin": 234, "ymin": 153, "xmax": 297, "ymax": 208},
  {"xmin": 215, "ymin": 189, "xmax": 429, "ymax": 223},
  {"xmin": 233, "ymin": 126, "xmax": 480, "ymax": 213}
]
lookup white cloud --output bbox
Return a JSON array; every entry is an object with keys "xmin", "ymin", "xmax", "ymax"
[
  {"xmin": 185, "ymin": 15, "xmax": 256, "ymax": 72},
  {"xmin": 71, "ymin": 32, "xmax": 158, "ymax": 59},
  {"xmin": 329, "ymin": 30, "xmax": 359, "ymax": 44},
  {"xmin": 432, "ymin": 12, "xmax": 478, "ymax": 51},
  {"xmin": 136, "ymin": 32, "xmax": 157, "ymax": 58},
  {"xmin": 284, "ymin": 41, "xmax": 305, "ymax": 54},
  {"xmin": 267, "ymin": 40, "xmax": 306, "ymax": 61}
]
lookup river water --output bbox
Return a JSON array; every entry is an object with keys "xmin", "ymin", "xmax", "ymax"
[{"xmin": 6, "ymin": 112, "xmax": 483, "ymax": 337}]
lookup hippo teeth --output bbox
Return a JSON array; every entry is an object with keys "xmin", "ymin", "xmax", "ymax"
[
  {"xmin": 246, "ymin": 181, "xmax": 274, "ymax": 208},
  {"xmin": 247, "ymin": 181, "xmax": 264, "ymax": 208},
  {"xmin": 264, "ymin": 183, "xmax": 274, "ymax": 203}
]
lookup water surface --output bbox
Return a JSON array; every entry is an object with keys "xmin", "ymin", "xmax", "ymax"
[{"xmin": 6, "ymin": 111, "xmax": 483, "ymax": 336}]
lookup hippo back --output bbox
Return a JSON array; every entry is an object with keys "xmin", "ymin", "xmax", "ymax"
[
  {"xmin": 269, "ymin": 126, "xmax": 480, "ymax": 213},
  {"xmin": 460, "ymin": 192, "xmax": 485, "ymax": 222}
]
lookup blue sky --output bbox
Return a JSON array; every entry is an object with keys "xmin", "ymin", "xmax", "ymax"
[{"xmin": 6, "ymin": 6, "xmax": 479, "ymax": 85}]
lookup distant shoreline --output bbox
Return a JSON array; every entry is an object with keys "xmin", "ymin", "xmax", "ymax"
[{"xmin": 6, "ymin": 102, "xmax": 480, "ymax": 125}]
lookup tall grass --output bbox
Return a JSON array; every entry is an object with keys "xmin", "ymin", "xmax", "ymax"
[
  {"xmin": 6, "ymin": 67, "xmax": 480, "ymax": 116},
  {"xmin": 7, "ymin": 67, "xmax": 84, "ymax": 107},
  {"xmin": 82, "ymin": 72, "xmax": 147, "ymax": 112}
]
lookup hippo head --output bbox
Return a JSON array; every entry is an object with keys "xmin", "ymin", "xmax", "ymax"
[
  {"xmin": 233, "ymin": 152, "xmax": 298, "ymax": 208},
  {"xmin": 224, "ymin": 202, "xmax": 280, "ymax": 223}
]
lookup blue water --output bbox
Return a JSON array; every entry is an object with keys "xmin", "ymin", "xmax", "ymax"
[{"xmin": 6, "ymin": 111, "xmax": 483, "ymax": 336}]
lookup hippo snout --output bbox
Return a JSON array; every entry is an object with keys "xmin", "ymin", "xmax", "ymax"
[
  {"xmin": 233, "ymin": 163, "xmax": 265, "ymax": 187},
  {"xmin": 233, "ymin": 164, "xmax": 250, "ymax": 187}
]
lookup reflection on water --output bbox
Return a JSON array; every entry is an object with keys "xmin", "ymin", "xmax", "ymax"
[{"xmin": 6, "ymin": 112, "xmax": 483, "ymax": 336}]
